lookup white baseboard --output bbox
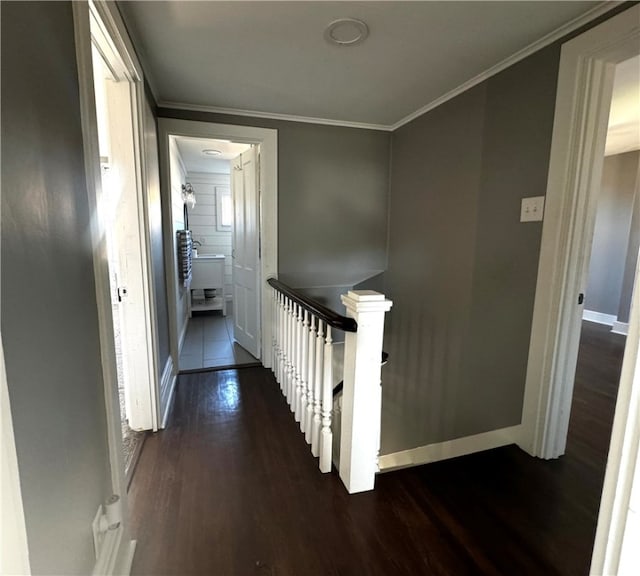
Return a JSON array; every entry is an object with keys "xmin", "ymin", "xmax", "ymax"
[
  {"xmin": 377, "ymin": 425, "xmax": 521, "ymax": 472},
  {"xmin": 583, "ymin": 310, "xmax": 616, "ymax": 326},
  {"xmin": 159, "ymin": 356, "xmax": 176, "ymax": 430},
  {"xmin": 92, "ymin": 524, "xmax": 136, "ymax": 576},
  {"xmin": 612, "ymin": 321, "xmax": 629, "ymax": 335}
]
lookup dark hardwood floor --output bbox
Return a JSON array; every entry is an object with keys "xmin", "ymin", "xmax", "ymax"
[{"xmin": 128, "ymin": 321, "xmax": 625, "ymax": 576}]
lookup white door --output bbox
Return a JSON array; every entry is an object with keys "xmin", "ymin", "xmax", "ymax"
[
  {"xmin": 232, "ymin": 146, "xmax": 261, "ymax": 359},
  {"xmin": 94, "ymin": 50, "xmax": 156, "ymax": 432}
]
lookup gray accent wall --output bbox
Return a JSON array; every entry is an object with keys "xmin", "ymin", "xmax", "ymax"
[
  {"xmin": 586, "ymin": 151, "xmax": 639, "ymax": 319},
  {"xmin": 157, "ymin": 109, "xmax": 391, "ymax": 295},
  {"xmin": 382, "ymin": 46, "xmax": 559, "ymax": 453},
  {"xmin": 143, "ymin": 94, "xmax": 171, "ymax": 372},
  {"xmin": 1, "ymin": 3, "xmax": 110, "ymax": 573},
  {"xmin": 618, "ymin": 154, "xmax": 640, "ymax": 324}
]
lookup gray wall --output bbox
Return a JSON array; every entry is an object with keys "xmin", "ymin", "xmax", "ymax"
[
  {"xmin": 586, "ymin": 151, "xmax": 639, "ymax": 318},
  {"xmin": 1, "ymin": 3, "xmax": 110, "ymax": 574},
  {"xmin": 143, "ymin": 94, "xmax": 171, "ymax": 372},
  {"xmin": 618, "ymin": 154, "xmax": 640, "ymax": 323},
  {"xmin": 382, "ymin": 46, "xmax": 559, "ymax": 453},
  {"xmin": 157, "ymin": 109, "xmax": 391, "ymax": 298}
]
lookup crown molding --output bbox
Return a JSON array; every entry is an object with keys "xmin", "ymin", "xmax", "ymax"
[
  {"xmin": 157, "ymin": 101, "xmax": 392, "ymax": 132},
  {"xmin": 390, "ymin": 1, "xmax": 622, "ymax": 131},
  {"xmin": 157, "ymin": 1, "xmax": 620, "ymax": 134}
]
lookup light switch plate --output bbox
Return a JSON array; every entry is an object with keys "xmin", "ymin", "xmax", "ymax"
[{"xmin": 521, "ymin": 196, "xmax": 545, "ymax": 222}]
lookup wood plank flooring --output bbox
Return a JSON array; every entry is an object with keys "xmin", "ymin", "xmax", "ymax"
[{"xmin": 129, "ymin": 321, "xmax": 625, "ymax": 576}]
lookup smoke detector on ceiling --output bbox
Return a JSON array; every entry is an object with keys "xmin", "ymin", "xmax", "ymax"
[
  {"xmin": 202, "ymin": 149, "xmax": 222, "ymax": 157},
  {"xmin": 324, "ymin": 18, "xmax": 369, "ymax": 46}
]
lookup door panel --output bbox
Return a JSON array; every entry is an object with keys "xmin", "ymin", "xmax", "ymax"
[{"xmin": 232, "ymin": 147, "xmax": 260, "ymax": 358}]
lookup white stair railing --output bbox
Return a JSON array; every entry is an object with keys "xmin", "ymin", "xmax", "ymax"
[{"xmin": 268, "ymin": 278, "xmax": 392, "ymax": 494}]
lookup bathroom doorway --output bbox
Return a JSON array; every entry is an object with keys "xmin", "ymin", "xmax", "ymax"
[
  {"xmin": 171, "ymin": 136, "xmax": 261, "ymax": 370},
  {"xmin": 158, "ymin": 119, "xmax": 278, "ymax": 376}
]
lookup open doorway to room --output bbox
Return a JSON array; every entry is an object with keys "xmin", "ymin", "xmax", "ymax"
[
  {"xmin": 157, "ymin": 119, "xmax": 278, "ymax": 378},
  {"xmin": 566, "ymin": 52, "xmax": 640, "ymax": 489},
  {"xmin": 89, "ymin": 16, "xmax": 158, "ymax": 478},
  {"xmin": 171, "ymin": 136, "xmax": 262, "ymax": 370},
  {"xmin": 519, "ymin": 6, "xmax": 640, "ymax": 570}
]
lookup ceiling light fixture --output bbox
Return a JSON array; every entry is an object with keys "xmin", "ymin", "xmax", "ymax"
[
  {"xmin": 324, "ymin": 18, "xmax": 369, "ymax": 47},
  {"xmin": 202, "ymin": 149, "xmax": 222, "ymax": 156}
]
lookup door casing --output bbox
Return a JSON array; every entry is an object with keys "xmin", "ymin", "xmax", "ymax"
[
  {"xmin": 72, "ymin": 0, "xmax": 160, "ymax": 560},
  {"xmin": 158, "ymin": 118, "xmax": 278, "ymax": 370}
]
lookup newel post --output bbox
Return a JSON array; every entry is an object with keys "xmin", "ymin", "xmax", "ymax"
[{"xmin": 339, "ymin": 290, "xmax": 392, "ymax": 494}]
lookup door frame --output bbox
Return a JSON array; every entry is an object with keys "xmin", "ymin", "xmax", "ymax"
[
  {"xmin": 73, "ymin": 0, "xmax": 159, "ymax": 528},
  {"xmin": 158, "ymin": 118, "xmax": 278, "ymax": 370},
  {"xmin": 520, "ymin": 4, "xmax": 640, "ymax": 460}
]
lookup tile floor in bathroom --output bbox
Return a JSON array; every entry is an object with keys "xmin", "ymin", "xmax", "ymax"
[{"xmin": 179, "ymin": 312, "xmax": 260, "ymax": 371}]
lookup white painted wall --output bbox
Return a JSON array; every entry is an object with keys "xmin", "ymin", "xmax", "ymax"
[
  {"xmin": 186, "ymin": 171, "xmax": 233, "ymax": 301},
  {"xmin": 169, "ymin": 138, "xmax": 189, "ymax": 347}
]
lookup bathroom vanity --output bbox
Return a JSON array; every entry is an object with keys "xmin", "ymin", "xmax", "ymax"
[{"xmin": 188, "ymin": 254, "xmax": 226, "ymax": 316}]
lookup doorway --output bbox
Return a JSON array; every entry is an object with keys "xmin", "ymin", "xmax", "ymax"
[
  {"xmin": 158, "ymin": 119, "xmax": 277, "ymax": 383},
  {"xmin": 567, "ymin": 55, "xmax": 640, "ymax": 464},
  {"xmin": 516, "ymin": 5, "xmax": 639, "ymax": 572},
  {"xmin": 73, "ymin": 0, "xmax": 160, "ymax": 567},
  {"xmin": 168, "ymin": 136, "xmax": 261, "ymax": 370}
]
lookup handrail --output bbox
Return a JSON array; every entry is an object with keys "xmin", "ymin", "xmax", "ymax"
[{"xmin": 267, "ymin": 277, "xmax": 357, "ymax": 332}]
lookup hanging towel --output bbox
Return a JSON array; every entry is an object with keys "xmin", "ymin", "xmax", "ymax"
[{"xmin": 177, "ymin": 230, "xmax": 193, "ymax": 287}]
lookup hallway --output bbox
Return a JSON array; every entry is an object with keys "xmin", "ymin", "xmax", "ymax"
[{"xmin": 128, "ymin": 318, "xmax": 624, "ymax": 576}]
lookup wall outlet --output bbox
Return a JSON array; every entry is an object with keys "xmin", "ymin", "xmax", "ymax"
[{"xmin": 521, "ymin": 196, "xmax": 545, "ymax": 222}]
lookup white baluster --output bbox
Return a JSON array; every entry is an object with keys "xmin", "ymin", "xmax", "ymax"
[
  {"xmin": 293, "ymin": 304, "xmax": 303, "ymax": 422},
  {"xmin": 283, "ymin": 296, "xmax": 290, "ymax": 400},
  {"xmin": 277, "ymin": 293, "xmax": 284, "ymax": 385},
  {"xmin": 305, "ymin": 314, "xmax": 316, "ymax": 443},
  {"xmin": 272, "ymin": 288, "xmax": 278, "ymax": 374},
  {"xmin": 320, "ymin": 326, "xmax": 334, "ymax": 473},
  {"xmin": 311, "ymin": 320, "xmax": 324, "ymax": 457},
  {"xmin": 299, "ymin": 310, "xmax": 309, "ymax": 432},
  {"xmin": 288, "ymin": 302, "xmax": 296, "ymax": 410},
  {"xmin": 278, "ymin": 293, "xmax": 285, "ymax": 388},
  {"xmin": 286, "ymin": 300, "xmax": 294, "ymax": 406},
  {"xmin": 278, "ymin": 294, "xmax": 284, "ymax": 394}
]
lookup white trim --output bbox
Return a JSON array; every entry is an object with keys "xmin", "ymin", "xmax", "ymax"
[
  {"xmin": 591, "ymin": 235, "xmax": 640, "ymax": 575},
  {"xmin": 520, "ymin": 5, "xmax": 640, "ymax": 460},
  {"xmin": 158, "ymin": 118, "xmax": 278, "ymax": 368},
  {"xmin": 72, "ymin": 0, "xmax": 128, "ymax": 514},
  {"xmin": 583, "ymin": 310, "xmax": 616, "ymax": 326},
  {"xmin": 612, "ymin": 321, "xmax": 630, "ymax": 336},
  {"xmin": 91, "ymin": 524, "xmax": 136, "ymax": 576},
  {"xmin": 158, "ymin": 100, "xmax": 390, "ymax": 132},
  {"xmin": 159, "ymin": 357, "xmax": 176, "ymax": 429},
  {"xmin": 156, "ymin": 2, "xmax": 619, "ymax": 133},
  {"xmin": 73, "ymin": 0, "xmax": 156, "ymax": 564},
  {"xmin": 1, "ymin": 335, "xmax": 31, "ymax": 575},
  {"xmin": 378, "ymin": 425, "xmax": 521, "ymax": 472}
]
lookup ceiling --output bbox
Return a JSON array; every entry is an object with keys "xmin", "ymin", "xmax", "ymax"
[
  {"xmin": 175, "ymin": 137, "xmax": 251, "ymax": 173},
  {"xmin": 119, "ymin": 1, "xmax": 610, "ymax": 129},
  {"xmin": 606, "ymin": 54, "xmax": 640, "ymax": 156}
]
